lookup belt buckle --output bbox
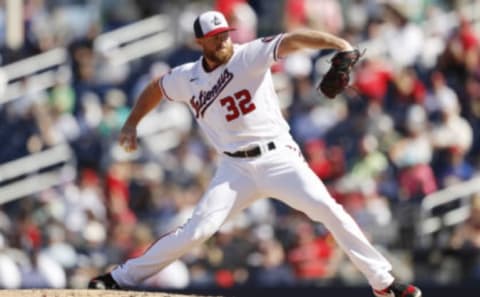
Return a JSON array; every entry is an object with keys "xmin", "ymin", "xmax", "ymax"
[
  {"xmin": 258, "ymin": 142, "xmax": 267, "ymax": 155},
  {"xmin": 260, "ymin": 141, "xmax": 275, "ymax": 154}
]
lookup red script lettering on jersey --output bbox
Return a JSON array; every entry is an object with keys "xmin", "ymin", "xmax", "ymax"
[{"xmin": 190, "ymin": 69, "xmax": 234, "ymax": 118}]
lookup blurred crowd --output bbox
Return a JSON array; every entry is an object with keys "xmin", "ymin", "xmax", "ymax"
[{"xmin": 1, "ymin": 0, "xmax": 480, "ymax": 290}]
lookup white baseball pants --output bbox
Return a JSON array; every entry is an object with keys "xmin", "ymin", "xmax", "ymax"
[{"xmin": 111, "ymin": 138, "xmax": 394, "ymax": 290}]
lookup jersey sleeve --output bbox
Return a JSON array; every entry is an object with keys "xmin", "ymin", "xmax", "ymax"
[
  {"xmin": 241, "ymin": 34, "xmax": 284, "ymax": 72},
  {"xmin": 158, "ymin": 67, "xmax": 191, "ymax": 103}
]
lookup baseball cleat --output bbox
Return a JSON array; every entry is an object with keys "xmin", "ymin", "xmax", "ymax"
[
  {"xmin": 88, "ymin": 273, "xmax": 121, "ymax": 290},
  {"xmin": 373, "ymin": 282, "xmax": 422, "ymax": 297}
]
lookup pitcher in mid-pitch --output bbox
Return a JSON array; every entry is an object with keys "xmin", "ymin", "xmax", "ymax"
[{"xmin": 89, "ymin": 11, "xmax": 421, "ymax": 297}]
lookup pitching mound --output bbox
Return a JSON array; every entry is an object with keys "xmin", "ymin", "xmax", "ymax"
[{"xmin": 0, "ymin": 290, "xmax": 209, "ymax": 297}]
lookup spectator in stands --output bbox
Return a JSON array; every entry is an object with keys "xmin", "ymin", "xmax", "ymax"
[
  {"xmin": 287, "ymin": 221, "xmax": 342, "ymax": 284},
  {"xmin": 41, "ymin": 223, "xmax": 78, "ymax": 271},
  {"xmin": 430, "ymin": 84, "xmax": 473, "ymax": 173},
  {"xmin": 437, "ymin": 14, "xmax": 479, "ymax": 106},
  {"xmin": 466, "ymin": 75, "xmax": 480, "ymax": 164},
  {"xmin": 206, "ymin": 223, "xmax": 255, "ymax": 288},
  {"xmin": 0, "ymin": 234, "xmax": 21, "ymax": 289},
  {"xmin": 215, "ymin": 0, "xmax": 258, "ymax": 43},
  {"xmin": 347, "ymin": 134, "xmax": 389, "ymax": 185},
  {"xmin": 127, "ymin": 224, "xmax": 155, "ymax": 259},
  {"xmin": 424, "ymin": 71, "xmax": 459, "ymax": 115},
  {"xmin": 445, "ymin": 15, "xmax": 479, "ymax": 70},
  {"xmin": 283, "ymin": 0, "xmax": 344, "ymax": 34},
  {"xmin": 390, "ymin": 67, "xmax": 427, "ymax": 110},
  {"xmin": 98, "ymin": 89, "xmax": 130, "ymax": 138},
  {"xmin": 436, "ymin": 146, "xmax": 476, "ymax": 187},
  {"xmin": 18, "ymin": 250, "xmax": 52, "ymax": 289},
  {"xmin": 130, "ymin": 61, "xmax": 171, "ymax": 101},
  {"xmin": 77, "ymin": 169, "xmax": 107, "ymax": 222},
  {"xmin": 354, "ymin": 58, "xmax": 393, "ymax": 105},
  {"xmin": 283, "ymin": 0, "xmax": 308, "ymax": 32},
  {"xmin": 249, "ymin": 238, "xmax": 296, "ymax": 287},
  {"xmin": 303, "ymin": 139, "xmax": 347, "ymax": 183},
  {"xmin": 450, "ymin": 193, "xmax": 480, "ymax": 250},
  {"xmin": 389, "ymin": 105, "xmax": 437, "ymax": 201},
  {"xmin": 105, "ymin": 162, "xmax": 137, "ymax": 225},
  {"xmin": 381, "ymin": 3, "xmax": 423, "ymax": 69},
  {"xmin": 344, "ymin": 0, "xmax": 370, "ymax": 36},
  {"xmin": 450, "ymin": 193, "xmax": 480, "ymax": 280},
  {"xmin": 72, "ymin": 92, "xmax": 104, "ymax": 168}
]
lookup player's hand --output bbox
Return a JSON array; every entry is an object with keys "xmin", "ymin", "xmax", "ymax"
[{"xmin": 119, "ymin": 124, "xmax": 138, "ymax": 152}]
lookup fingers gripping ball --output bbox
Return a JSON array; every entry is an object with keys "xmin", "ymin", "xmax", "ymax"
[{"xmin": 318, "ymin": 49, "xmax": 363, "ymax": 99}]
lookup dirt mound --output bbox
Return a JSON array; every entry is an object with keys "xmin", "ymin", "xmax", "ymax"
[{"xmin": 0, "ymin": 289, "xmax": 207, "ymax": 297}]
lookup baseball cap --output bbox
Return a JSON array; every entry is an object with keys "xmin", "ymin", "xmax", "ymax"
[{"xmin": 193, "ymin": 11, "xmax": 235, "ymax": 38}]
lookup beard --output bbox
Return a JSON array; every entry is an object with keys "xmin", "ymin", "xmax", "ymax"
[{"xmin": 204, "ymin": 43, "xmax": 233, "ymax": 65}]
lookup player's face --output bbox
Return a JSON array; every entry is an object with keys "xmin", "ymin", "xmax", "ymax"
[{"xmin": 197, "ymin": 32, "xmax": 233, "ymax": 65}]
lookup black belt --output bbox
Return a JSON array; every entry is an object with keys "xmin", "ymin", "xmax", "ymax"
[{"xmin": 224, "ymin": 141, "xmax": 276, "ymax": 158}]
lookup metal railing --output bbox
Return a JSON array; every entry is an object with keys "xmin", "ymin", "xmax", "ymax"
[
  {"xmin": 93, "ymin": 14, "xmax": 174, "ymax": 65},
  {"xmin": 0, "ymin": 48, "xmax": 69, "ymax": 104},
  {"xmin": 0, "ymin": 144, "xmax": 76, "ymax": 204},
  {"xmin": 419, "ymin": 176, "xmax": 480, "ymax": 236}
]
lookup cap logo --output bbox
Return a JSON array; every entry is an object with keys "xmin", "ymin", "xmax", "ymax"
[
  {"xmin": 194, "ymin": 11, "xmax": 234, "ymax": 38},
  {"xmin": 212, "ymin": 16, "xmax": 221, "ymax": 26}
]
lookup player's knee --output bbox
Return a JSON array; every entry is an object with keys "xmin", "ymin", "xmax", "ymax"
[{"xmin": 305, "ymin": 197, "xmax": 346, "ymax": 221}]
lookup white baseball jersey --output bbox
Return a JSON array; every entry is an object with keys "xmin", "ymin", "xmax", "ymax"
[{"xmin": 159, "ymin": 34, "xmax": 290, "ymax": 153}]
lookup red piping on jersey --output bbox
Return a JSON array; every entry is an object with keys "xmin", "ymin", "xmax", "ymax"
[
  {"xmin": 159, "ymin": 76, "xmax": 174, "ymax": 101},
  {"xmin": 273, "ymin": 34, "xmax": 285, "ymax": 61}
]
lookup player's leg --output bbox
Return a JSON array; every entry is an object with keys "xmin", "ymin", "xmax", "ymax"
[
  {"xmin": 105, "ymin": 159, "xmax": 260, "ymax": 288},
  {"xmin": 260, "ymin": 144, "xmax": 394, "ymax": 291}
]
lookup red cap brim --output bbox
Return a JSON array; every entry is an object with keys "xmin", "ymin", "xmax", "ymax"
[{"xmin": 203, "ymin": 27, "xmax": 236, "ymax": 38}]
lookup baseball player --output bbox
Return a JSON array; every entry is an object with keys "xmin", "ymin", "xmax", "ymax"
[{"xmin": 89, "ymin": 11, "xmax": 422, "ymax": 297}]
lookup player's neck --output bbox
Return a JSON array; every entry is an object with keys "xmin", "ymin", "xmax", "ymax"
[{"xmin": 202, "ymin": 56, "xmax": 222, "ymax": 72}]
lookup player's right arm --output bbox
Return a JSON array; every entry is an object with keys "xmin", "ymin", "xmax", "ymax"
[{"xmin": 119, "ymin": 77, "xmax": 163, "ymax": 152}]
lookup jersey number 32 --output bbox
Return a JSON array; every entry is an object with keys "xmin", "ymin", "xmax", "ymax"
[{"xmin": 220, "ymin": 89, "xmax": 256, "ymax": 122}]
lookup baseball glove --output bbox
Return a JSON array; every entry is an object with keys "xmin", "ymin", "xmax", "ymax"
[{"xmin": 317, "ymin": 49, "xmax": 363, "ymax": 99}]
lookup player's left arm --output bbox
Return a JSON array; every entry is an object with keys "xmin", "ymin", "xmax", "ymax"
[{"xmin": 277, "ymin": 29, "xmax": 353, "ymax": 58}]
